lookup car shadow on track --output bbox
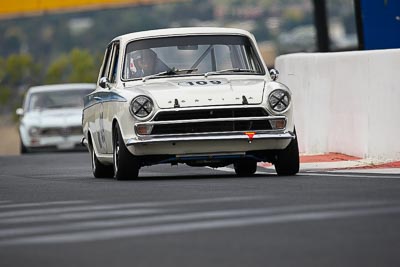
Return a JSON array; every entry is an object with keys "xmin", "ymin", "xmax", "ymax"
[{"xmin": 89, "ymin": 173, "xmax": 297, "ymax": 182}]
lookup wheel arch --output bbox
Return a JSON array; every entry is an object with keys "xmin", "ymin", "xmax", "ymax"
[
  {"xmin": 87, "ymin": 129, "xmax": 93, "ymax": 147},
  {"xmin": 87, "ymin": 130, "xmax": 99, "ymax": 156}
]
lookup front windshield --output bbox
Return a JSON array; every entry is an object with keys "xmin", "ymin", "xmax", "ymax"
[
  {"xmin": 123, "ymin": 35, "xmax": 264, "ymax": 80},
  {"xmin": 27, "ymin": 89, "xmax": 93, "ymax": 111}
]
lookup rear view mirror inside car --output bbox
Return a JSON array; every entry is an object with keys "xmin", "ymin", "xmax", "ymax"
[{"xmin": 177, "ymin": 45, "xmax": 198, "ymax": 50}]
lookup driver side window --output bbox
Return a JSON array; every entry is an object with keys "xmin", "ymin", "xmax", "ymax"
[
  {"xmin": 98, "ymin": 42, "xmax": 120, "ymax": 86},
  {"xmin": 109, "ymin": 43, "xmax": 120, "ymax": 83},
  {"xmin": 99, "ymin": 45, "xmax": 112, "ymax": 83}
]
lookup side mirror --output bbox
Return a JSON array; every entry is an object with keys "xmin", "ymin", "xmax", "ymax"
[
  {"xmin": 269, "ymin": 69, "xmax": 279, "ymax": 81},
  {"xmin": 16, "ymin": 108, "xmax": 24, "ymax": 116},
  {"xmin": 99, "ymin": 77, "xmax": 110, "ymax": 89}
]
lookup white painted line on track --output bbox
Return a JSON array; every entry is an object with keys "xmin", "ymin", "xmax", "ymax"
[
  {"xmin": 1, "ymin": 205, "xmax": 400, "ymax": 246},
  {"xmin": 213, "ymin": 166, "xmax": 400, "ymax": 178},
  {"xmin": 299, "ymin": 173, "xmax": 400, "ymax": 179},
  {"xmin": 256, "ymin": 161, "xmax": 400, "ymax": 174},
  {"xmin": 0, "ymin": 200, "xmax": 90, "ymax": 209},
  {"xmin": 0, "ymin": 196, "xmax": 268, "ymax": 219},
  {"xmin": 299, "ymin": 161, "xmax": 368, "ymax": 170},
  {"xmin": 0, "ymin": 203, "xmax": 155, "ymax": 219},
  {"xmin": 0, "ymin": 200, "xmax": 389, "ymax": 238},
  {"xmin": 134, "ymin": 195, "xmax": 271, "ymax": 206},
  {"xmin": 329, "ymin": 169, "xmax": 400, "ymax": 174},
  {"xmin": 0, "ymin": 209, "xmax": 163, "ymax": 224}
]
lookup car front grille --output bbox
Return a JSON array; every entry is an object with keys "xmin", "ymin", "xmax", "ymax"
[
  {"xmin": 154, "ymin": 108, "xmax": 268, "ymax": 121},
  {"xmin": 40, "ymin": 126, "xmax": 82, "ymax": 137},
  {"xmin": 150, "ymin": 108, "xmax": 272, "ymax": 135}
]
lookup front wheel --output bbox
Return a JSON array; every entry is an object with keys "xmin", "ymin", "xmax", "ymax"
[
  {"xmin": 234, "ymin": 159, "xmax": 257, "ymax": 176},
  {"xmin": 274, "ymin": 135, "xmax": 300, "ymax": 176},
  {"xmin": 20, "ymin": 139, "xmax": 28, "ymax": 154},
  {"xmin": 113, "ymin": 123, "xmax": 139, "ymax": 180}
]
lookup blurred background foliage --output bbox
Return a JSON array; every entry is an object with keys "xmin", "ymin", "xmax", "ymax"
[
  {"xmin": 0, "ymin": 0, "xmax": 357, "ymax": 116},
  {"xmin": 0, "ymin": 50, "xmax": 102, "ymax": 115}
]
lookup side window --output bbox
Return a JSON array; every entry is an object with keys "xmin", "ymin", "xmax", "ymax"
[
  {"xmin": 99, "ymin": 45, "xmax": 113, "ymax": 83},
  {"xmin": 244, "ymin": 45, "xmax": 263, "ymax": 73},
  {"xmin": 109, "ymin": 43, "xmax": 120, "ymax": 83}
]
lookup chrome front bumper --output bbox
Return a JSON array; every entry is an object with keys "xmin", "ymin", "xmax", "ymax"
[
  {"xmin": 125, "ymin": 131, "xmax": 295, "ymax": 156},
  {"xmin": 126, "ymin": 131, "xmax": 295, "ymax": 146}
]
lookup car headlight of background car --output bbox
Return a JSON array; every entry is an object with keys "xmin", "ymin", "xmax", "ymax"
[
  {"xmin": 268, "ymin": 89, "xmax": 291, "ymax": 113},
  {"xmin": 28, "ymin": 126, "xmax": 40, "ymax": 137},
  {"xmin": 130, "ymin": 95, "xmax": 154, "ymax": 119}
]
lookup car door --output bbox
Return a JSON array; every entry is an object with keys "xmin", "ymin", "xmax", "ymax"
[
  {"xmin": 92, "ymin": 43, "xmax": 114, "ymax": 154},
  {"xmin": 102, "ymin": 41, "xmax": 120, "ymax": 154}
]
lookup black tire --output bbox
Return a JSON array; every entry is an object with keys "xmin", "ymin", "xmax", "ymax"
[
  {"xmin": 234, "ymin": 159, "xmax": 257, "ymax": 176},
  {"xmin": 274, "ymin": 135, "xmax": 300, "ymax": 176},
  {"xmin": 89, "ymin": 143, "xmax": 114, "ymax": 178},
  {"xmin": 20, "ymin": 140, "xmax": 28, "ymax": 154},
  {"xmin": 113, "ymin": 123, "xmax": 139, "ymax": 180}
]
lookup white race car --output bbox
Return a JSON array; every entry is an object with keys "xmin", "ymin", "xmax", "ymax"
[
  {"xmin": 17, "ymin": 83, "xmax": 95, "ymax": 153},
  {"xmin": 82, "ymin": 27, "xmax": 299, "ymax": 179}
]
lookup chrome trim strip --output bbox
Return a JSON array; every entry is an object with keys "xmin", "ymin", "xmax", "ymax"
[
  {"xmin": 137, "ymin": 129, "xmax": 286, "ymax": 138},
  {"xmin": 126, "ymin": 132, "xmax": 294, "ymax": 146},
  {"xmin": 155, "ymin": 105, "xmax": 268, "ymax": 113},
  {"xmin": 83, "ymin": 91, "xmax": 127, "ymax": 110},
  {"xmin": 136, "ymin": 116, "xmax": 286, "ymax": 126}
]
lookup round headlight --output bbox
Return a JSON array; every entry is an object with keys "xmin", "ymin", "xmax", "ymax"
[
  {"xmin": 268, "ymin": 89, "xmax": 290, "ymax": 112},
  {"xmin": 29, "ymin": 127, "xmax": 40, "ymax": 137},
  {"xmin": 130, "ymin": 96, "xmax": 154, "ymax": 118}
]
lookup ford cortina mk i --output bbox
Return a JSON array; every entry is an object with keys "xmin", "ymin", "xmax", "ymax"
[{"xmin": 82, "ymin": 27, "xmax": 299, "ymax": 180}]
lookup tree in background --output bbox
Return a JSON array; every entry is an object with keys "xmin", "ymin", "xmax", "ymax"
[
  {"xmin": 45, "ymin": 48, "xmax": 100, "ymax": 84},
  {"xmin": 0, "ymin": 49, "xmax": 100, "ymax": 119},
  {"xmin": 45, "ymin": 54, "xmax": 70, "ymax": 84},
  {"xmin": 69, "ymin": 48, "xmax": 98, "ymax": 83},
  {"xmin": 0, "ymin": 54, "xmax": 41, "ymax": 115},
  {"xmin": 2, "ymin": 54, "xmax": 41, "ymax": 86}
]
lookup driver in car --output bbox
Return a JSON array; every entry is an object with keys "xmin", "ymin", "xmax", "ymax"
[{"xmin": 129, "ymin": 49, "xmax": 168, "ymax": 78}]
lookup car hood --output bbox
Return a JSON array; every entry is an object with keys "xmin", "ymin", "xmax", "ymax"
[
  {"xmin": 22, "ymin": 108, "xmax": 82, "ymax": 128},
  {"xmin": 130, "ymin": 77, "xmax": 266, "ymax": 109}
]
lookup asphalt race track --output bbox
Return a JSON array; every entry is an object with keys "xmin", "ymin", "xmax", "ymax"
[{"xmin": 1, "ymin": 152, "xmax": 400, "ymax": 267}]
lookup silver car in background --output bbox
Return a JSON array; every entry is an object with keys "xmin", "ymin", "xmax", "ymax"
[{"xmin": 16, "ymin": 83, "xmax": 95, "ymax": 153}]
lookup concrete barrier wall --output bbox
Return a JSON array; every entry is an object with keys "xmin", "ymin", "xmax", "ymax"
[{"xmin": 275, "ymin": 49, "xmax": 400, "ymax": 161}]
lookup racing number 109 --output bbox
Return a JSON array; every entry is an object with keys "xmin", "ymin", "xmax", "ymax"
[{"xmin": 181, "ymin": 80, "xmax": 223, "ymax": 86}]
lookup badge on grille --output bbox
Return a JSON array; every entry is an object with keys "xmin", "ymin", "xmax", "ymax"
[
  {"xmin": 244, "ymin": 132, "xmax": 256, "ymax": 142},
  {"xmin": 61, "ymin": 127, "xmax": 70, "ymax": 137}
]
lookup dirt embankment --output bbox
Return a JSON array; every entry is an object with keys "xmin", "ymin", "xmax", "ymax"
[{"xmin": 0, "ymin": 125, "xmax": 19, "ymax": 156}]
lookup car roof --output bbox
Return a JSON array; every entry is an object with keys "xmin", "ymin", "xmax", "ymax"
[
  {"xmin": 113, "ymin": 27, "xmax": 255, "ymax": 43},
  {"xmin": 27, "ymin": 83, "xmax": 96, "ymax": 94}
]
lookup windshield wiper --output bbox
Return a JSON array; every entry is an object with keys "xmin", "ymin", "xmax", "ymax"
[
  {"xmin": 142, "ymin": 68, "xmax": 198, "ymax": 82},
  {"xmin": 204, "ymin": 68, "xmax": 256, "ymax": 77}
]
